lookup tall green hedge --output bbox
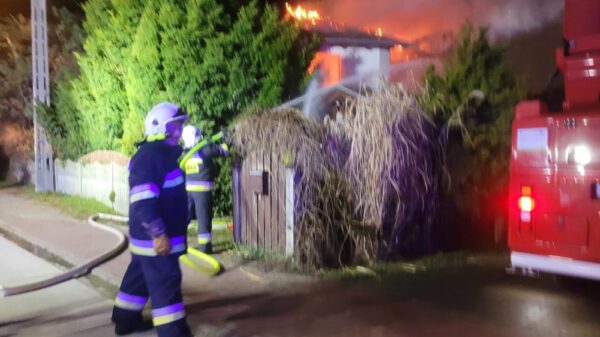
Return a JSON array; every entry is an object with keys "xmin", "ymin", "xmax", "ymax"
[{"xmin": 41, "ymin": 0, "xmax": 319, "ymax": 215}]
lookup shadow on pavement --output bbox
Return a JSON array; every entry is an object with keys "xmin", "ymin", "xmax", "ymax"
[
  {"xmin": 225, "ymin": 294, "xmax": 305, "ymax": 321},
  {"xmin": 186, "ymin": 293, "xmax": 269, "ymax": 313}
]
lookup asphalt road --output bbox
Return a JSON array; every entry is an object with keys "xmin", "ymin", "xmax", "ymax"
[
  {"xmin": 0, "ymin": 184, "xmax": 599, "ymax": 337},
  {"xmin": 0, "ymin": 236, "xmax": 154, "ymax": 337},
  {"xmin": 184, "ymin": 257, "xmax": 600, "ymax": 337},
  {"xmin": 1, "ymin": 233, "xmax": 600, "ymax": 337}
]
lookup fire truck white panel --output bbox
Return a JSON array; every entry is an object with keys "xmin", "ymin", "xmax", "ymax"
[
  {"xmin": 517, "ymin": 128, "xmax": 548, "ymax": 151},
  {"xmin": 511, "ymin": 252, "xmax": 600, "ymax": 281}
]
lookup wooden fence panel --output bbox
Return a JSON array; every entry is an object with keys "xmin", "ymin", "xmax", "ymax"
[
  {"xmin": 278, "ymin": 159, "xmax": 287, "ymax": 253},
  {"xmin": 257, "ymin": 151, "xmax": 265, "ymax": 250},
  {"xmin": 249, "ymin": 153, "xmax": 258, "ymax": 248},
  {"xmin": 232, "ymin": 164, "xmax": 242, "ymax": 242},
  {"xmin": 285, "ymin": 168, "xmax": 295, "ymax": 256},
  {"xmin": 240, "ymin": 158, "xmax": 247, "ymax": 245},
  {"xmin": 236, "ymin": 150, "xmax": 290, "ymax": 255},
  {"xmin": 269, "ymin": 154, "xmax": 276, "ymax": 251},
  {"xmin": 262, "ymin": 151, "xmax": 270, "ymax": 251}
]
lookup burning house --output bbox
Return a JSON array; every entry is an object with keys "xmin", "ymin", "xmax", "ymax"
[
  {"xmin": 303, "ymin": 22, "xmax": 404, "ymax": 88},
  {"xmin": 282, "ymin": 0, "xmax": 564, "ymax": 120},
  {"xmin": 280, "ymin": 3, "xmax": 448, "ymax": 122},
  {"xmin": 281, "ymin": 3, "xmax": 414, "ymax": 121}
]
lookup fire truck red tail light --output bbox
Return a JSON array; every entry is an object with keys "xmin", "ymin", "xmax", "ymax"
[
  {"xmin": 519, "ymin": 185, "xmax": 534, "ymax": 226},
  {"xmin": 519, "ymin": 185, "xmax": 534, "ymax": 213},
  {"xmin": 519, "ymin": 196, "xmax": 535, "ymax": 212}
]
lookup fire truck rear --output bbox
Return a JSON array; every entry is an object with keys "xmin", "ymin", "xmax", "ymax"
[{"xmin": 508, "ymin": 0, "xmax": 600, "ymax": 281}]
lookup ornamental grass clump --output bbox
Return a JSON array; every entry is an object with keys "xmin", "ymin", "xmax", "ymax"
[
  {"xmin": 232, "ymin": 107, "xmax": 326, "ymax": 213},
  {"xmin": 232, "ymin": 83, "xmax": 445, "ymax": 270},
  {"xmin": 338, "ymin": 84, "xmax": 444, "ymax": 257},
  {"xmin": 232, "ymin": 108, "xmax": 366, "ymax": 270}
]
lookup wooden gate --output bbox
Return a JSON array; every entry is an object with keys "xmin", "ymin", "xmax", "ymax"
[{"xmin": 233, "ymin": 151, "xmax": 294, "ymax": 255}]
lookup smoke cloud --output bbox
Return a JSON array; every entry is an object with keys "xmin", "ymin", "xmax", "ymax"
[{"xmin": 308, "ymin": 0, "xmax": 563, "ymax": 41}]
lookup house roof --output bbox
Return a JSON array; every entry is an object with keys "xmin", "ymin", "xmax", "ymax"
[
  {"xmin": 278, "ymin": 83, "xmax": 359, "ymax": 109},
  {"xmin": 303, "ymin": 21, "xmax": 409, "ymax": 49}
]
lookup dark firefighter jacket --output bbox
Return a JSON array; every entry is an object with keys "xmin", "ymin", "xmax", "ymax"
[
  {"xmin": 128, "ymin": 140, "xmax": 189, "ymax": 255},
  {"xmin": 182, "ymin": 140, "xmax": 229, "ymax": 192}
]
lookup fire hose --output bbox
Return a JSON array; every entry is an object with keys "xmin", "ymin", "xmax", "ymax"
[
  {"xmin": 0, "ymin": 213, "xmax": 221, "ymax": 297},
  {"xmin": 0, "ymin": 213, "xmax": 127, "ymax": 297}
]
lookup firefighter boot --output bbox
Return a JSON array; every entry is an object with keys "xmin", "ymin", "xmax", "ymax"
[{"xmin": 198, "ymin": 241, "xmax": 212, "ymax": 254}]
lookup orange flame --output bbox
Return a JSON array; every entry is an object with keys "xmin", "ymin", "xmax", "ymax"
[
  {"xmin": 286, "ymin": 3, "xmax": 321, "ymax": 25},
  {"xmin": 391, "ymin": 44, "xmax": 420, "ymax": 63},
  {"xmin": 375, "ymin": 27, "xmax": 383, "ymax": 37}
]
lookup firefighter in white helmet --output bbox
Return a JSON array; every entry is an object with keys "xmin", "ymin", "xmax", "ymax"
[
  {"xmin": 181, "ymin": 124, "xmax": 229, "ymax": 254},
  {"xmin": 112, "ymin": 102, "xmax": 192, "ymax": 337}
]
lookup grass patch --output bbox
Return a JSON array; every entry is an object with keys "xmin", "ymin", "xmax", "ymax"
[
  {"xmin": 230, "ymin": 244, "xmax": 297, "ymax": 272},
  {"xmin": 320, "ymin": 251, "xmax": 508, "ymax": 281},
  {"xmin": 187, "ymin": 218, "xmax": 234, "ymax": 252},
  {"xmin": 0, "ymin": 180, "xmax": 22, "ymax": 189},
  {"xmin": 213, "ymin": 216, "xmax": 232, "ymax": 224},
  {"xmin": 14, "ymin": 185, "xmax": 119, "ymax": 220},
  {"xmin": 320, "ymin": 265, "xmax": 381, "ymax": 281}
]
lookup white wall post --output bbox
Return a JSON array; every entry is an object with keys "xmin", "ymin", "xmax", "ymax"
[{"xmin": 31, "ymin": 0, "xmax": 54, "ymax": 192}]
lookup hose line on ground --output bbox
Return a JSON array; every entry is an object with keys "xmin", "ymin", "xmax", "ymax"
[
  {"xmin": 0, "ymin": 213, "xmax": 223, "ymax": 297},
  {"xmin": 0, "ymin": 213, "xmax": 127, "ymax": 297},
  {"xmin": 180, "ymin": 247, "xmax": 221, "ymax": 275}
]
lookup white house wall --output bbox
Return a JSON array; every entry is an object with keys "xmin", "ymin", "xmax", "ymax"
[{"xmin": 327, "ymin": 46, "xmax": 390, "ymax": 87}]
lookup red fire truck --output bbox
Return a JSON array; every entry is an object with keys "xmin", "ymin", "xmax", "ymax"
[{"xmin": 508, "ymin": 0, "xmax": 600, "ymax": 281}]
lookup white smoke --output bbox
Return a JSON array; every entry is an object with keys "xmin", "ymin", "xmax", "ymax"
[
  {"xmin": 486, "ymin": 0, "xmax": 564, "ymax": 40},
  {"xmin": 314, "ymin": 0, "xmax": 564, "ymax": 41}
]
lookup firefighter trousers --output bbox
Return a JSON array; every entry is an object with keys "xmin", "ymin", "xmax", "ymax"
[
  {"xmin": 187, "ymin": 190, "xmax": 213, "ymax": 253},
  {"xmin": 112, "ymin": 253, "xmax": 192, "ymax": 337}
]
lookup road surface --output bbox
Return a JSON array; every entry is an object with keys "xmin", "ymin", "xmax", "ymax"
[
  {"xmin": 186, "ymin": 259, "xmax": 600, "ymax": 337},
  {"xmin": 1, "ymin": 187, "xmax": 599, "ymax": 337},
  {"xmin": 0, "ymin": 236, "xmax": 154, "ymax": 337}
]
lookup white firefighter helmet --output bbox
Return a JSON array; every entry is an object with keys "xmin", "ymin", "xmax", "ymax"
[
  {"xmin": 144, "ymin": 102, "xmax": 188, "ymax": 137},
  {"xmin": 182, "ymin": 125, "xmax": 202, "ymax": 149}
]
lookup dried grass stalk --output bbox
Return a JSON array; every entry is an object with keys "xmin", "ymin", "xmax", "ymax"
[
  {"xmin": 232, "ymin": 83, "xmax": 444, "ymax": 269},
  {"xmin": 335, "ymin": 84, "xmax": 443, "ymax": 257},
  {"xmin": 232, "ymin": 108, "xmax": 327, "ymax": 218}
]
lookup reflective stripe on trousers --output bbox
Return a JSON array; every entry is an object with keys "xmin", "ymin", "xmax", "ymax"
[
  {"xmin": 185, "ymin": 181, "xmax": 214, "ymax": 192},
  {"xmin": 152, "ymin": 302, "xmax": 186, "ymax": 326},
  {"xmin": 112, "ymin": 253, "xmax": 192, "ymax": 337},
  {"xmin": 114, "ymin": 291, "xmax": 148, "ymax": 311},
  {"xmin": 198, "ymin": 233, "xmax": 212, "ymax": 244}
]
